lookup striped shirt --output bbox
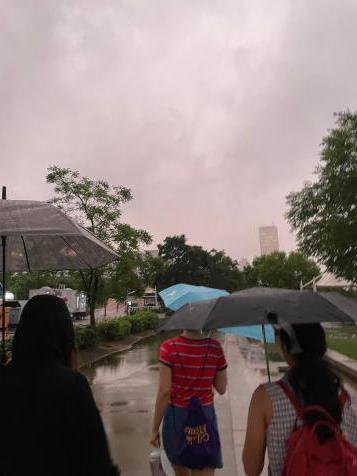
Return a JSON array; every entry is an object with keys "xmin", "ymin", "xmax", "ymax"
[{"xmin": 159, "ymin": 336, "xmax": 227, "ymax": 407}]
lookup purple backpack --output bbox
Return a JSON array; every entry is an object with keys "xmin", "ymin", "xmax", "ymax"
[{"xmin": 172, "ymin": 339, "xmax": 221, "ymax": 469}]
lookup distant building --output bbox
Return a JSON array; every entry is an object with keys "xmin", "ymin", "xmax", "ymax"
[
  {"xmin": 259, "ymin": 226, "xmax": 279, "ymax": 256},
  {"xmin": 147, "ymin": 249, "xmax": 159, "ymax": 258}
]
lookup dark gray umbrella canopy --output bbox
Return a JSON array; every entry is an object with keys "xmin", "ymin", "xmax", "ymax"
[
  {"xmin": 161, "ymin": 287, "xmax": 357, "ymax": 331},
  {"xmin": 0, "ymin": 200, "xmax": 118, "ymax": 271}
]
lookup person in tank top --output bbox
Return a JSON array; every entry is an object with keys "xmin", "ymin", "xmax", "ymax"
[{"xmin": 242, "ymin": 323, "xmax": 357, "ymax": 476}]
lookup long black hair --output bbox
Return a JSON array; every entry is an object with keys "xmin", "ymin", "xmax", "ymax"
[
  {"xmin": 279, "ymin": 323, "xmax": 342, "ymax": 442},
  {"xmin": 12, "ymin": 294, "xmax": 75, "ymax": 367}
]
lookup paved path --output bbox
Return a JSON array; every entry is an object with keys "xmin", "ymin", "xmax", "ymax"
[
  {"xmin": 164, "ymin": 333, "xmax": 272, "ymax": 475},
  {"xmin": 225, "ymin": 334, "xmax": 270, "ymax": 475}
]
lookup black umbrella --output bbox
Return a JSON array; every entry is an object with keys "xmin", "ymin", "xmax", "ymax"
[{"xmin": 161, "ymin": 287, "xmax": 357, "ymax": 381}]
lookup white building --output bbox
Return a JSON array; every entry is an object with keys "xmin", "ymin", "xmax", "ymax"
[{"xmin": 259, "ymin": 226, "xmax": 279, "ymax": 256}]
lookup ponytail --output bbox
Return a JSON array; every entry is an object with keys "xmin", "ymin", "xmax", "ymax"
[{"xmin": 280, "ymin": 324, "xmax": 342, "ymax": 442}]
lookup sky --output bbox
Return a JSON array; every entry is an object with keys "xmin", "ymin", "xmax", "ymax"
[{"xmin": 1, "ymin": 0, "xmax": 357, "ymax": 260}]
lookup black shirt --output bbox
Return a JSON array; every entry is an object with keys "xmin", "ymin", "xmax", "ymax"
[{"xmin": 0, "ymin": 360, "xmax": 120, "ymax": 476}]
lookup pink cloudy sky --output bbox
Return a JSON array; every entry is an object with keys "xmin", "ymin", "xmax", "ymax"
[{"xmin": 1, "ymin": 0, "xmax": 357, "ymax": 260}]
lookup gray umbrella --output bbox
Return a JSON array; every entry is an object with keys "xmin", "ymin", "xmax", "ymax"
[
  {"xmin": 161, "ymin": 287, "xmax": 357, "ymax": 381},
  {"xmin": 0, "ymin": 200, "xmax": 118, "ymax": 271},
  {"xmin": 161, "ymin": 287, "xmax": 357, "ymax": 331},
  {"xmin": 0, "ymin": 197, "xmax": 118, "ymax": 360}
]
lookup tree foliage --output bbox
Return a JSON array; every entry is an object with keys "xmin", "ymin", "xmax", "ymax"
[
  {"xmin": 153, "ymin": 235, "xmax": 244, "ymax": 292},
  {"xmin": 287, "ymin": 112, "xmax": 357, "ymax": 282},
  {"xmin": 243, "ymin": 251, "xmax": 320, "ymax": 289},
  {"xmin": 8, "ymin": 271, "xmax": 74, "ymax": 300},
  {"xmin": 46, "ymin": 166, "xmax": 152, "ymax": 325}
]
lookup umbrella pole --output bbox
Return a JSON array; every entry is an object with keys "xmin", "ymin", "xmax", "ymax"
[
  {"xmin": 1, "ymin": 186, "xmax": 6, "ymax": 364},
  {"xmin": 1, "ymin": 237, "xmax": 6, "ymax": 364},
  {"xmin": 262, "ymin": 325, "xmax": 271, "ymax": 382}
]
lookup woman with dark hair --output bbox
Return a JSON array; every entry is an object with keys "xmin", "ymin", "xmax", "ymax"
[
  {"xmin": 0, "ymin": 294, "xmax": 119, "ymax": 476},
  {"xmin": 242, "ymin": 323, "xmax": 357, "ymax": 476}
]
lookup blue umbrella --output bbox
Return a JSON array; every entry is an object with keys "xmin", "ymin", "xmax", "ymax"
[
  {"xmin": 160, "ymin": 283, "xmax": 275, "ymax": 344},
  {"xmin": 220, "ymin": 324, "xmax": 275, "ymax": 343},
  {"xmin": 159, "ymin": 284, "xmax": 229, "ymax": 311}
]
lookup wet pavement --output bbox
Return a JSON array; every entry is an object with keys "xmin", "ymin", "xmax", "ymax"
[{"xmin": 83, "ymin": 333, "xmax": 237, "ymax": 475}]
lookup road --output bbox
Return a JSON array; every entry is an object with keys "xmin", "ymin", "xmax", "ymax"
[{"xmin": 75, "ymin": 300, "xmax": 126, "ymax": 326}]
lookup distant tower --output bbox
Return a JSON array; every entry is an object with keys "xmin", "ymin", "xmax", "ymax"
[{"xmin": 259, "ymin": 226, "xmax": 279, "ymax": 256}]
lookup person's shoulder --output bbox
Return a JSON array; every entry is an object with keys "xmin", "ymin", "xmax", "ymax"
[
  {"xmin": 250, "ymin": 384, "xmax": 273, "ymax": 421},
  {"xmin": 55, "ymin": 367, "xmax": 94, "ymax": 401},
  {"xmin": 160, "ymin": 337, "xmax": 176, "ymax": 349},
  {"xmin": 208, "ymin": 338, "xmax": 225, "ymax": 351},
  {"xmin": 160, "ymin": 336, "xmax": 183, "ymax": 349},
  {"xmin": 253, "ymin": 384, "xmax": 270, "ymax": 401},
  {"xmin": 49, "ymin": 364, "xmax": 89, "ymax": 390}
]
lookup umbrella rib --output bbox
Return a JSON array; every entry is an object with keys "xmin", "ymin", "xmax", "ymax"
[
  {"xmin": 21, "ymin": 236, "xmax": 31, "ymax": 272},
  {"xmin": 204, "ymin": 296, "xmax": 223, "ymax": 330},
  {"xmin": 61, "ymin": 237, "xmax": 93, "ymax": 270}
]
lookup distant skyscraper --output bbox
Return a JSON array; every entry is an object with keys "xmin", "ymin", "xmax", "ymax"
[{"xmin": 259, "ymin": 226, "xmax": 279, "ymax": 256}]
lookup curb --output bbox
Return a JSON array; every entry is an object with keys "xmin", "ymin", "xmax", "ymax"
[
  {"xmin": 78, "ymin": 329, "xmax": 161, "ymax": 369},
  {"xmin": 325, "ymin": 354, "xmax": 357, "ymax": 382}
]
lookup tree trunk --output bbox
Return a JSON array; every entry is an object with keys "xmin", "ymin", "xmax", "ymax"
[
  {"xmin": 89, "ymin": 272, "xmax": 99, "ymax": 327},
  {"xmin": 89, "ymin": 301, "xmax": 96, "ymax": 327}
]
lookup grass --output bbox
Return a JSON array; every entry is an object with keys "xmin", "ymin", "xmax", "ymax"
[
  {"xmin": 326, "ymin": 325, "xmax": 357, "ymax": 360},
  {"xmin": 258, "ymin": 326, "xmax": 357, "ymax": 361}
]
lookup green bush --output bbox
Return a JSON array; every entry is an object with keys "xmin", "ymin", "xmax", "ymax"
[
  {"xmin": 128, "ymin": 310, "xmax": 160, "ymax": 333},
  {"xmin": 75, "ymin": 312, "xmax": 159, "ymax": 350},
  {"xmin": 97, "ymin": 318, "xmax": 132, "ymax": 341},
  {"xmin": 75, "ymin": 326, "xmax": 99, "ymax": 349},
  {"xmin": 150, "ymin": 308, "xmax": 163, "ymax": 314}
]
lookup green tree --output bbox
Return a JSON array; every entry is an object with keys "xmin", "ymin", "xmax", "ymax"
[
  {"xmin": 287, "ymin": 111, "xmax": 357, "ymax": 283},
  {"xmin": 156, "ymin": 235, "xmax": 244, "ymax": 292},
  {"xmin": 46, "ymin": 166, "xmax": 152, "ymax": 325},
  {"xmin": 8, "ymin": 271, "xmax": 75, "ymax": 300},
  {"xmin": 157, "ymin": 235, "xmax": 209, "ymax": 288},
  {"xmin": 244, "ymin": 251, "xmax": 320, "ymax": 289},
  {"xmin": 206, "ymin": 250, "xmax": 245, "ymax": 292},
  {"xmin": 139, "ymin": 252, "xmax": 166, "ymax": 289}
]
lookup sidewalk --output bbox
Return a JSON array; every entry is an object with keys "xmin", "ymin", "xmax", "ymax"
[
  {"xmin": 226, "ymin": 334, "xmax": 269, "ymax": 475},
  {"xmin": 161, "ymin": 334, "xmax": 272, "ymax": 475}
]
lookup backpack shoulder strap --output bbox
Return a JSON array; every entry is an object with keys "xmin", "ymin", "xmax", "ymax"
[
  {"xmin": 339, "ymin": 387, "xmax": 350, "ymax": 408},
  {"xmin": 278, "ymin": 380, "xmax": 343, "ymax": 425}
]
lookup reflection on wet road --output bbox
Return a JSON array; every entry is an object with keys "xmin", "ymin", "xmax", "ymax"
[
  {"xmin": 83, "ymin": 335, "xmax": 163, "ymax": 475},
  {"xmin": 83, "ymin": 333, "xmax": 237, "ymax": 475}
]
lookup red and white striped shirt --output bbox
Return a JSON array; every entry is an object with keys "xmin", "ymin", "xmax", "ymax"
[{"xmin": 159, "ymin": 336, "xmax": 227, "ymax": 407}]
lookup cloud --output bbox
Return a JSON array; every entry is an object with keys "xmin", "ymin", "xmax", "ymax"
[{"xmin": 1, "ymin": 0, "xmax": 357, "ymax": 259}]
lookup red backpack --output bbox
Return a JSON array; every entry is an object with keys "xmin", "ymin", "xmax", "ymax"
[{"xmin": 278, "ymin": 380, "xmax": 357, "ymax": 476}]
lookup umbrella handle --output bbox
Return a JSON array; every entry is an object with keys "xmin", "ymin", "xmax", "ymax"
[{"xmin": 262, "ymin": 325, "xmax": 271, "ymax": 382}]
